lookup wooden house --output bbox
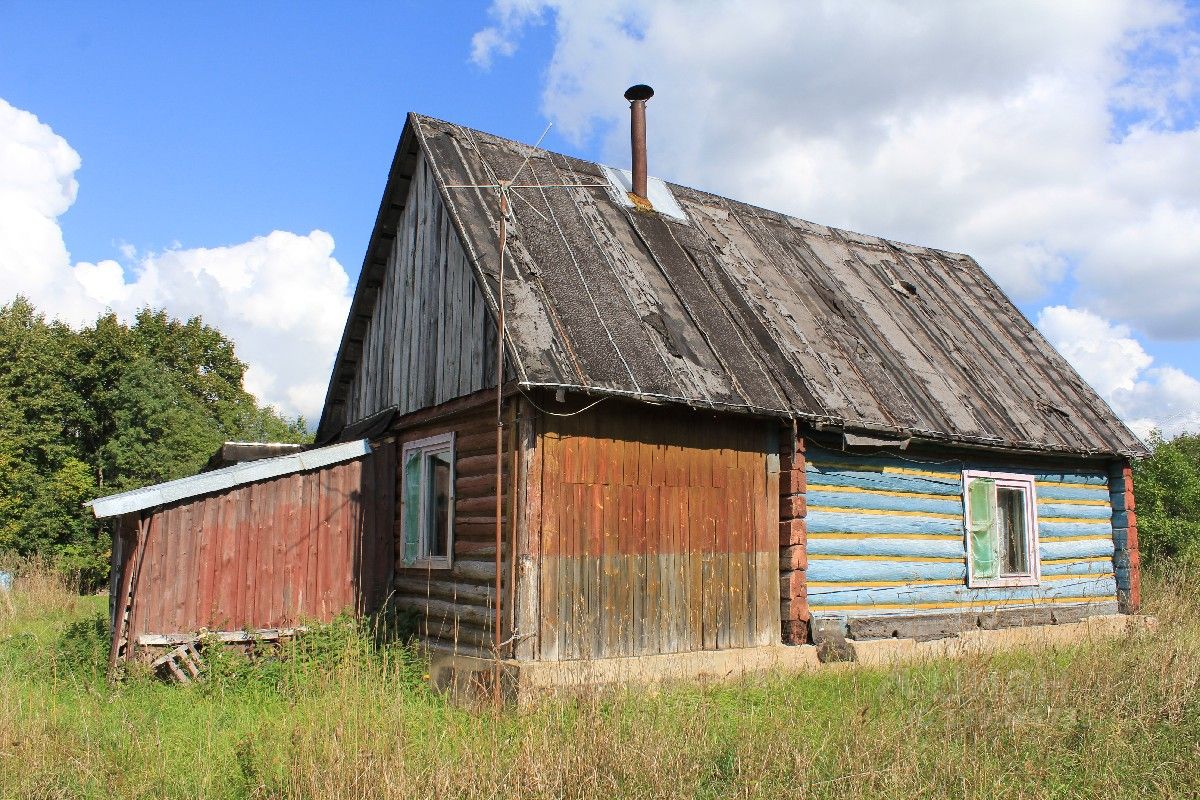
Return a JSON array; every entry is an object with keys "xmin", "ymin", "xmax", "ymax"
[{"xmin": 93, "ymin": 87, "xmax": 1146, "ymax": 686}]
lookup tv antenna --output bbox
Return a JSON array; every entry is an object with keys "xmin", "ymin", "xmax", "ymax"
[{"xmin": 444, "ymin": 121, "xmax": 609, "ymax": 704}]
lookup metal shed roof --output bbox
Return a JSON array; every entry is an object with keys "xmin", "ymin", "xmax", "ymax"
[
  {"xmin": 86, "ymin": 440, "xmax": 372, "ymax": 519},
  {"xmin": 320, "ymin": 113, "xmax": 1146, "ymax": 458}
]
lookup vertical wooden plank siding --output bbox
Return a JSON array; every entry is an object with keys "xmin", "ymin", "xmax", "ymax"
[
  {"xmin": 537, "ymin": 406, "xmax": 780, "ymax": 661},
  {"xmin": 389, "ymin": 394, "xmax": 510, "ymax": 657},
  {"xmin": 116, "ymin": 444, "xmax": 396, "ymax": 655},
  {"xmin": 802, "ymin": 450, "xmax": 1119, "ymax": 618},
  {"xmin": 334, "ymin": 150, "xmax": 498, "ymax": 434}
]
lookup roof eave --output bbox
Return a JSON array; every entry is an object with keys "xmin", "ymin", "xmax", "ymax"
[{"xmin": 519, "ymin": 381, "xmax": 1148, "ymax": 460}]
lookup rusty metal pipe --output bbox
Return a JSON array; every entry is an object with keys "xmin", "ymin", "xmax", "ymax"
[{"xmin": 624, "ymin": 84, "xmax": 654, "ymax": 200}]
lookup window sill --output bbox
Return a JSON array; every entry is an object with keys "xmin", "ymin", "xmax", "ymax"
[
  {"xmin": 968, "ymin": 576, "xmax": 1040, "ymax": 589},
  {"xmin": 404, "ymin": 559, "xmax": 453, "ymax": 571}
]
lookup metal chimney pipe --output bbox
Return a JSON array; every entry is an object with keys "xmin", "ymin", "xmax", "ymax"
[{"xmin": 624, "ymin": 84, "xmax": 654, "ymax": 200}]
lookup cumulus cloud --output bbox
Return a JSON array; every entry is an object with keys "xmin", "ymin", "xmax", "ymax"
[
  {"xmin": 1038, "ymin": 306, "xmax": 1200, "ymax": 439},
  {"xmin": 474, "ymin": 0, "xmax": 1200, "ymax": 435},
  {"xmin": 0, "ymin": 97, "xmax": 351, "ymax": 421},
  {"xmin": 474, "ymin": 0, "xmax": 1200, "ymax": 328}
]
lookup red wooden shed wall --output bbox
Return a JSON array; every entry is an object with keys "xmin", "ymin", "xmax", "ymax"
[{"xmin": 114, "ymin": 444, "xmax": 395, "ymax": 651}]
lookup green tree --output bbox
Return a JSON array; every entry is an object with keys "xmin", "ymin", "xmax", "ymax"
[
  {"xmin": 1133, "ymin": 431, "xmax": 1200, "ymax": 564},
  {"xmin": 0, "ymin": 297, "xmax": 311, "ymax": 589}
]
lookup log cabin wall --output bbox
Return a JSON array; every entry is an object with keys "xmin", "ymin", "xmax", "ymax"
[
  {"xmin": 530, "ymin": 403, "xmax": 781, "ymax": 661},
  {"xmin": 803, "ymin": 447, "xmax": 1120, "ymax": 640},
  {"xmin": 334, "ymin": 149, "xmax": 498, "ymax": 434},
  {"xmin": 389, "ymin": 391, "xmax": 511, "ymax": 656},
  {"xmin": 1108, "ymin": 461, "xmax": 1141, "ymax": 613},
  {"xmin": 113, "ymin": 445, "xmax": 396, "ymax": 658}
]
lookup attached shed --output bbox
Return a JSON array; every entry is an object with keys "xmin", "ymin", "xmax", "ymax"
[
  {"xmin": 91, "ymin": 440, "xmax": 395, "ymax": 665},
  {"xmin": 94, "ymin": 88, "xmax": 1146, "ymax": 686}
]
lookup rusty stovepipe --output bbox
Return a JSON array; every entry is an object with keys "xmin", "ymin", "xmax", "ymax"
[{"xmin": 624, "ymin": 84, "xmax": 654, "ymax": 200}]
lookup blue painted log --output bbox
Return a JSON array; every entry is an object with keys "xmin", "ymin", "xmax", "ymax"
[
  {"xmin": 806, "ymin": 471, "xmax": 962, "ymax": 495},
  {"xmin": 1115, "ymin": 566, "xmax": 1131, "ymax": 588},
  {"xmin": 1038, "ymin": 520, "xmax": 1113, "ymax": 538},
  {"xmin": 1111, "ymin": 510, "xmax": 1135, "ymax": 530},
  {"xmin": 807, "ymin": 454, "xmax": 960, "ymax": 477},
  {"xmin": 1036, "ymin": 502, "xmax": 1111, "ymax": 520},
  {"xmin": 1112, "ymin": 527, "xmax": 1131, "ymax": 549},
  {"xmin": 1032, "ymin": 484, "xmax": 1110, "ymax": 501},
  {"xmin": 806, "ymin": 559, "xmax": 967, "ymax": 582},
  {"xmin": 807, "ymin": 536, "xmax": 966, "ymax": 559},
  {"xmin": 807, "ymin": 511, "xmax": 962, "ymax": 535},
  {"xmin": 806, "ymin": 490, "xmax": 962, "ymax": 515},
  {"xmin": 808, "ymin": 577, "xmax": 1117, "ymax": 608},
  {"xmin": 1109, "ymin": 490, "xmax": 1129, "ymax": 511},
  {"xmin": 1039, "ymin": 538, "xmax": 1115, "ymax": 560},
  {"xmin": 1030, "ymin": 471, "xmax": 1108, "ymax": 485},
  {"xmin": 1041, "ymin": 558, "xmax": 1114, "ymax": 576}
]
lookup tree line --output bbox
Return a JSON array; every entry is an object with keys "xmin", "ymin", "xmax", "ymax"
[{"xmin": 0, "ymin": 297, "xmax": 309, "ymax": 588}]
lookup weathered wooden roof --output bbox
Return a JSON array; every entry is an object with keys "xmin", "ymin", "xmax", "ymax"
[{"xmin": 319, "ymin": 113, "xmax": 1146, "ymax": 458}]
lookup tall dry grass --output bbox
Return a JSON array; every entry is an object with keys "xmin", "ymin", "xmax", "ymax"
[
  {"xmin": 0, "ymin": 554, "xmax": 82, "ymax": 636},
  {"xmin": 0, "ymin": 559, "xmax": 1197, "ymax": 800}
]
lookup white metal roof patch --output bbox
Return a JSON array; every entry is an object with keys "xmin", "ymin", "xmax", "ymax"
[
  {"xmin": 86, "ymin": 439, "xmax": 372, "ymax": 519},
  {"xmin": 601, "ymin": 165, "xmax": 690, "ymax": 224}
]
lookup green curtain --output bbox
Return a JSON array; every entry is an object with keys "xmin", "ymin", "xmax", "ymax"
[
  {"xmin": 402, "ymin": 450, "xmax": 422, "ymax": 565},
  {"xmin": 968, "ymin": 478, "xmax": 999, "ymax": 580}
]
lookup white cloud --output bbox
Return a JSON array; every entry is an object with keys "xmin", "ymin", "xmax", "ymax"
[
  {"xmin": 474, "ymin": 0, "xmax": 1200, "ymax": 330},
  {"xmin": 1038, "ymin": 306, "xmax": 1200, "ymax": 439},
  {"xmin": 0, "ymin": 97, "xmax": 351, "ymax": 422}
]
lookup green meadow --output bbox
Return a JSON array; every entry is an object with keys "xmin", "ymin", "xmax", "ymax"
[{"xmin": 1, "ymin": 561, "xmax": 1196, "ymax": 800}]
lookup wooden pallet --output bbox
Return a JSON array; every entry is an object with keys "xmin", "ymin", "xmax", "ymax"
[{"xmin": 151, "ymin": 642, "xmax": 205, "ymax": 683}]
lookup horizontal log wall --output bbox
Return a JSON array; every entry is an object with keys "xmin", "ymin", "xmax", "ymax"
[
  {"xmin": 803, "ymin": 450, "xmax": 1119, "ymax": 625},
  {"xmin": 119, "ymin": 445, "xmax": 396, "ymax": 653},
  {"xmin": 391, "ymin": 394, "xmax": 509, "ymax": 656},
  {"xmin": 535, "ymin": 405, "xmax": 780, "ymax": 661},
  {"xmin": 338, "ymin": 149, "xmax": 497, "ymax": 432}
]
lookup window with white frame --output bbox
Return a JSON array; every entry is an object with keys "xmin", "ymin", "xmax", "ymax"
[
  {"xmin": 401, "ymin": 433, "xmax": 455, "ymax": 568},
  {"xmin": 962, "ymin": 470, "xmax": 1041, "ymax": 588}
]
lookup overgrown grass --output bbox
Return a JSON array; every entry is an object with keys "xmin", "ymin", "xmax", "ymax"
[{"xmin": 1, "ymin": 564, "xmax": 1197, "ymax": 799}]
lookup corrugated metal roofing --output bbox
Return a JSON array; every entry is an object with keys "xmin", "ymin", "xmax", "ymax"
[
  {"xmin": 320, "ymin": 113, "xmax": 1146, "ymax": 458},
  {"xmin": 87, "ymin": 440, "xmax": 372, "ymax": 518}
]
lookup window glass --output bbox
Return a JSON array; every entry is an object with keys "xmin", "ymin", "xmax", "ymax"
[
  {"xmin": 996, "ymin": 486, "xmax": 1029, "ymax": 575},
  {"xmin": 426, "ymin": 450, "xmax": 452, "ymax": 559},
  {"xmin": 967, "ymin": 478, "xmax": 998, "ymax": 580},
  {"xmin": 403, "ymin": 450, "xmax": 422, "ymax": 562},
  {"xmin": 400, "ymin": 434, "xmax": 455, "ymax": 567}
]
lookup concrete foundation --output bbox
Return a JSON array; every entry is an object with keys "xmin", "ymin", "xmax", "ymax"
[{"xmin": 429, "ymin": 614, "xmax": 1157, "ymax": 706}]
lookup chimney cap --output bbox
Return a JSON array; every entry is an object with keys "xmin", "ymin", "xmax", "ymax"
[{"xmin": 624, "ymin": 84, "xmax": 655, "ymax": 102}]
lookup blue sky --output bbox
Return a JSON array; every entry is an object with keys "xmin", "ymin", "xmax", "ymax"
[
  {"xmin": 0, "ymin": 3, "xmax": 563, "ymax": 277},
  {"xmin": 2, "ymin": 1, "xmax": 1198, "ymax": 436}
]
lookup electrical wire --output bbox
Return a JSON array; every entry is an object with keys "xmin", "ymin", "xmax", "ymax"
[{"xmin": 518, "ymin": 387, "xmax": 609, "ymax": 417}]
